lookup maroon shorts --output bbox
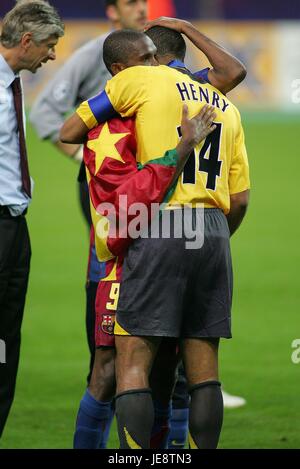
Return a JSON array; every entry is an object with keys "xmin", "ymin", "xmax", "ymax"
[{"xmin": 95, "ymin": 256, "xmax": 123, "ymax": 347}]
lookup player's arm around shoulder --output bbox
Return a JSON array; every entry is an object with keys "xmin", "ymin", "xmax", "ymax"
[
  {"xmin": 179, "ymin": 19, "xmax": 247, "ymax": 94},
  {"xmin": 60, "ymin": 89, "xmax": 115, "ymax": 144},
  {"xmin": 145, "ymin": 16, "xmax": 247, "ymax": 95},
  {"xmin": 60, "ymin": 111, "xmax": 91, "ymax": 144}
]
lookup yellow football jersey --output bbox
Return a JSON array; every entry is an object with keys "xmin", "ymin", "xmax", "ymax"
[{"xmin": 77, "ymin": 65, "xmax": 250, "ymax": 214}]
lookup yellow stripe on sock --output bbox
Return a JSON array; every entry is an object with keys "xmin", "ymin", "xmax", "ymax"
[
  {"xmin": 124, "ymin": 427, "xmax": 142, "ymax": 449},
  {"xmin": 188, "ymin": 432, "xmax": 198, "ymax": 449}
]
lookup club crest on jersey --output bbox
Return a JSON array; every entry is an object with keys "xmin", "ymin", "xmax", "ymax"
[{"xmin": 101, "ymin": 314, "xmax": 115, "ymax": 335}]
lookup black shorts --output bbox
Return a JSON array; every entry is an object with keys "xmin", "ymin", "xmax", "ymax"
[{"xmin": 115, "ymin": 208, "xmax": 233, "ymax": 339}]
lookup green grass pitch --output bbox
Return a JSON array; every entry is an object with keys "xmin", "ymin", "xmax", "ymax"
[{"xmin": 0, "ymin": 113, "xmax": 299, "ymax": 449}]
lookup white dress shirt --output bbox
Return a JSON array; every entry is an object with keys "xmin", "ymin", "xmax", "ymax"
[{"xmin": 0, "ymin": 53, "xmax": 33, "ymax": 216}]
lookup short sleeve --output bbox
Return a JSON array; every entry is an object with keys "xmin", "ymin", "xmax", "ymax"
[
  {"xmin": 76, "ymin": 91, "xmax": 117, "ymax": 129},
  {"xmin": 194, "ymin": 67, "xmax": 210, "ymax": 84},
  {"xmin": 229, "ymin": 119, "xmax": 250, "ymax": 195}
]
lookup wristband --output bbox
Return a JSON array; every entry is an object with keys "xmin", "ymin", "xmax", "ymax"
[{"xmin": 73, "ymin": 145, "xmax": 83, "ymax": 162}]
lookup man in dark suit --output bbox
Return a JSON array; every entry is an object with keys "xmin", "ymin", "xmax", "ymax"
[{"xmin": 0, "ymin": 0, "xmax": 64, "ymax": 438}]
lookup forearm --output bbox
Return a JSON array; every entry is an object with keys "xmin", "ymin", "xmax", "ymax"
[
  {"xmin": 60, "ymin": 91, "xmax": 118, "ymax": 144},
  {"xmin": 226, "ymin": 190, "xmax": 250, "ymax": 236},
  {"xmin": 226, "ymin": 206, "xmax": 247, "ymax": 236},
  {"xmin": 181, "ymin": 22, "xmax": 246, "ymax": 94},
  {"xmin": 60, "ymin": 112, "xmax": 90, "ymax": 144},
  {"xmin": 54, "ymin": 141, "xmax": 82, "ymax": 161}
]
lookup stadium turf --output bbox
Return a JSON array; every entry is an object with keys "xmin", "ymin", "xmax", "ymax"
[{"xmin": 0, "ymin": 113, "xmax": 299, "ymax": 449}]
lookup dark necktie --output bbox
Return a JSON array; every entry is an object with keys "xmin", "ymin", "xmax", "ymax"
[{"xmin": 11, "ymin": 77, "xmax": 31, "ymax": 198}]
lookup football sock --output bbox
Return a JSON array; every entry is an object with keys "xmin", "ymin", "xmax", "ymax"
[
  {"xmin": 150, "ymin": 400, "xmax": 171, "ymax": 449},
  {"xmin": 188, "ymin": 381, "xmax": 223, "ymax": 449},
  {"xmin": 168, "ymin": 407, "xmax": 189, "ymax": 449},
  {"xmin": 73, "ymin": 389, "xmax": 112, "ymax": 449},
  {"xmin": 99, "ymin": 401, "xmax": 114, "ymax": 449},
  {"xmin": 115, "ymin": 388, "xmax": 154, "ymax": 449}
]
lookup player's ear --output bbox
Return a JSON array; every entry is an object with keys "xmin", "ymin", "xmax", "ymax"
[{"xmin": 111, "ymin": 62, "xmax": 126, "ymax": 75}]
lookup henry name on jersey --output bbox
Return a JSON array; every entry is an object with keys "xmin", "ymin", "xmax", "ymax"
[{"xmin": 176, "ymin": 81, "xmax": 230, "ymax": 113}]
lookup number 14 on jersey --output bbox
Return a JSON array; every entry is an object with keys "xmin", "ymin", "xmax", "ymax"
[{"xmin": 177, "ymin": 122, "xmax": 223, "ymax": 191}]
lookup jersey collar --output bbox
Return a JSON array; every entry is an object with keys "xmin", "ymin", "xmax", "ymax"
[
  {"xmin": 168, "ymin": 59, "xmax": 186, "ymax": 68},
  {"xmin": 167, "ymin": 59, "xmax": 187, "ymax": 70}
]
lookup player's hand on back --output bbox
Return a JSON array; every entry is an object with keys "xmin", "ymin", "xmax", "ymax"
[
  {"xmin": 181, "ymin": 104, "xmax": 216, "ymax": 148},
  {"xmin": 173, "ymin": 105, "xmax": 216, "ymax": 183}
]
